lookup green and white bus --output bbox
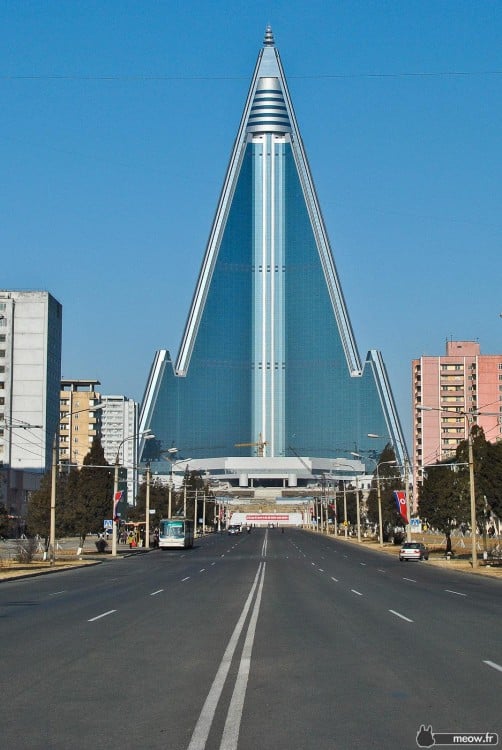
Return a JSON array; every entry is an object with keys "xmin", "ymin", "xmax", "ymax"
[{"xmin": 158, "ymin": 518, "xmax": 194, "ymax": 549}]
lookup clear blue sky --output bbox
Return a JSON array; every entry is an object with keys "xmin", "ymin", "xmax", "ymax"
[{"xmin": 2, "ymin": 1, "xmax": 501, "ymax": 446}]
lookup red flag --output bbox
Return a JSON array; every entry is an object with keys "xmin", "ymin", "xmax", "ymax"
[
  {"xmin": 113, "ymin": 490, "xmax": 123, "ymax": 521},
  {"xmin": 393, "ymin": 490, "xmax": 408, "ymax": 524}
]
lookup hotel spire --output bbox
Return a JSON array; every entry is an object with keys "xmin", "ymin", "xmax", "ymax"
[{"xmin": 264, "ymin": 25, "xmax": 275, "ymax": 46}]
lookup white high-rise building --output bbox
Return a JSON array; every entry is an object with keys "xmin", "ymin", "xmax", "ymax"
[
  {"xmin": 101, "ymin": 395, "xmax": 139, "ymax": 504},
  {"xmin": 0, "ymin": 290, "xmax": 62, "ymax": 515}
]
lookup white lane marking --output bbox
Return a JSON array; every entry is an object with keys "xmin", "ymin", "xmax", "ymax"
[
  {"xmin": 150, "ymin": 589, "xmax": 163, "ymax": 596},
  {"xmin": 351, "ymin": 589, "xmax": 362, "ymax": 596},
  {"xmin": 311, "ymin": 562, "xmax": 316, "ymax": 566},
  {"xmin": 261, "ymin": 530, "xmax": 268, "ymax": 558},
  {"xmin": 88, "ymin": 610, "xmax": 117, "ymax": 622},
  {"xmin": 331, "ymin": 576, "xmax": 339, "ymax": 582},
  {"xmin": 49, "ymin": 590, "xmax": 66, "ymax": 596},
  {"xmin": 318, "ymin": 568, "xmax": 324, "ymax": 573},
  {"xmin": 483, "ymin": 660, "xmax": 502, "ymax": 673},
  {"xmin": 200, "ymin": 568, "xmax": 206, "ymax": 573},
  {"xmin": 445, "ymin": 589, "xmax": 467, "ymax": 597},
  {"xmin": 360, "ymin": 562, "xmax": 367, "ymax": 566},
  {"xmin": 377, "ymin": 569, "xmax": 386, "ymax": 573},
  {"xmin": 220, "ymin": 563, "xmax": 266, "ymax": 750},
  {"xmin": 389, "ymin": 609, "xmax": 413, "ymax": 623},
  {"xmin": 182, "ymin": 577, "xmax": 190, "ymax": 582},
  {"xmin": 187, "ymin": 563, "xmax": 264, "ymax": 750},
  {"xmin": 211, "ymin": 562, "xmax": 216, "ymax": 566},
  {"xmin": 403, "ymin": 577, "xmax": 416, "ymax": 583}
]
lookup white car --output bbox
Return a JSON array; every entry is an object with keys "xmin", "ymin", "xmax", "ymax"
[{"xmin": 399, "ymin": 542, "xmax": 429, "ymax": 561}]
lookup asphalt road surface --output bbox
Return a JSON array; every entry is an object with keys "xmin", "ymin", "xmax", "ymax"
[{"xmin": 1, "ymin": 528, "xmax": 500, "ymax": 750}]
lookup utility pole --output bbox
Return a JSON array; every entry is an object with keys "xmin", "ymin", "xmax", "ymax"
[
  {"xmin": 467, "ymin": 416, "xmax": 478, "ymax": 568},
  {"xmin": 145, "ymin": 463, "xmax": 151, "ymax": 549},
  {"xmin": 49, "ymin": 434, "xmax": 57, "ymax": 565},
  {"xmin": 355, "ymin": 475, "xmax": 361, "ymax": 543}
]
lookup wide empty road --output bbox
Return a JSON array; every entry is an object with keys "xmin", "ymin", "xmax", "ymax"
[{"xmin": 0, "ymin": 528, "xmax": 500, "ymax": 750}]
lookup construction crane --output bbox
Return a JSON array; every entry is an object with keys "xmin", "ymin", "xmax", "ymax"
[{"xmin": 235, "ymin": 433, "xmax": 268, "ymax": 457}]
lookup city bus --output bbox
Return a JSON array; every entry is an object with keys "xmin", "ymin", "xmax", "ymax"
[{"xmin": 158, "ymin": 518, "xmax": 194, "ymax": 549}]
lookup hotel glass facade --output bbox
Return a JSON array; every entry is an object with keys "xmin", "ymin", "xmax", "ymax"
[{"xmin": 140, "ymin": 28, "xmax": 407, "ymax": 484}]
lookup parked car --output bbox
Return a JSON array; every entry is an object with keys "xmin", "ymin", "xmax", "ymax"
[
  {"xmin": 399, "ymin": 541, "xmax": 429, "ymax": 561},
  {"xmin": 227, "ymin": 524, "xmax": 242, "ymax": 535}
]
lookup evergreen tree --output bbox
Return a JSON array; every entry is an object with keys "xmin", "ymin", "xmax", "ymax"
[
  {"xmin": 483, "ymin": 439, "xmax": 502, "ymax": 519},
  {"xmin": 0, "ymin": 502, "xmax": 9, "ymax": 537},
  {"xmin": 455, "ymin": 425, "xmax": 502, "ymax": 533},
  {"xmin": 26, "ymin": 471, "xmax": 52, "ymax": 544},
  {"xmin": 418, "ymin": 426, "xmax": 502, "ymax": 551},
  {"xmin": 59, "ymin": 467, "xmax": 82, "ymax": 537},
  {"xmin": 75, "ymin": 438, "xmax": 113, "ymax": 545},
  {"xmin": 418, "ymin": 462, "xmax": 469, "ymax": 553},
  {"xmin": 27, "ymin": 470, "xmax": 75, "ymax": 544}
]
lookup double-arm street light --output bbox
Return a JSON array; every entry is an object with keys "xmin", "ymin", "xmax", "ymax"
[
  {"xmin": 161, "ymin": 449, "xmax": 192, "ymax": 519},
  {"xmin": 368, "ymin": 433, "xmax": 412, "ymax": 542},
  {"xmin": 112, "ymin": 430, "xmax": 155, "ymax": 556},
  {"xmin": 326, "ymin": 459, "xmax": 364, "ymax": 539},
  {"xmin": 144, "ymin": 462, "xmax": 152, "ymax": 549},
  {"xmin": 355, "ymin": 455, "xmax": 397, "ymax": 546}
]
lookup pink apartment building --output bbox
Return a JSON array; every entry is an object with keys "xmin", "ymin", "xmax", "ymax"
[{"xmin": 412, "ymin": 340, "xmax": 502, "ymax": 494}]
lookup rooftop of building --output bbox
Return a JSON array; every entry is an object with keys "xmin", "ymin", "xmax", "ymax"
[{"xmin": 61, "ymin": 379, "xmax": 101, "ymax": 390}]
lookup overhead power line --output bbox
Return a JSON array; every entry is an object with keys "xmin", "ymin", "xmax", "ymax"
[{"xmin": 1, "ymin": 70, "xmax": 501, "ymax": 81}]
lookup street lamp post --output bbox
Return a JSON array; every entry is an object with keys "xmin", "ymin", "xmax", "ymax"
[
  {"xmin": 376, "ymin": 460, "xmax": 397, "ymax": 546},
  {"xmin": 332, "ymin": 489, "xmax": 338, "ymax": 536},
  {"xmin": 49, "ymin": 434, "xmax": 57, "ymax": 565},
  {"xmin": 467, "ymin": 422, "xmax": 477, "ymax": 568},
  {"xmin": 355, "ymin": 475, "xmax": 361, "ymax": 543},
  {"xmin": 348, "ymin": 453, "xmax": 366, "ymax": 542},
  {"xmin": 112, "ymin": 430, "xmax": 154, "ymax": 557},
  {"xmin": 164, "ymin": 451, "xmax": 191, "ymax": 519},
  {"xmin": 354, "ymin": 455, "xmax": 397, "ymax": 546},
  {"xmin": 368, "ymin": 433, "xmax": 412, "ymax": 542},
  {"xmin": 144, "ymin": 463, "xmax": 151, "ymax": 549},
  {"xmin": 343, "ymin": 482, "xmax": 348, "ymax": 538}
]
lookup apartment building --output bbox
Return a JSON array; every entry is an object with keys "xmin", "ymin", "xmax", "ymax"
[
  {"xmin": 412, "ymin": 340, "xmax": 502, "ymax": 490},
  {"xmin": 100, "ymin": 395, "xmax": 139, "ymax": 504},
  {"xmin": 0, "ymin": 290, "xmax": 62, "ymax": 515},
  {"xmin": 59, "ymin": 379, "xmax": 102, "ymax": 468}
]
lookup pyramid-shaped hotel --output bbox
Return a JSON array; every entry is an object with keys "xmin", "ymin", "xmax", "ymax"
[{"xmin": 139, "ymin": 28, "xmax": 408, "ymax": 488}]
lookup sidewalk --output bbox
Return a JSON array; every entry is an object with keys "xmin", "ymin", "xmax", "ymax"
[
  {"xmin": 321, "ymin": 532, "xmax": 502, "ymax": 579},
  {"xmin": 0, "ymin": 537, "xmax": 153, "ymax": 582}
]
